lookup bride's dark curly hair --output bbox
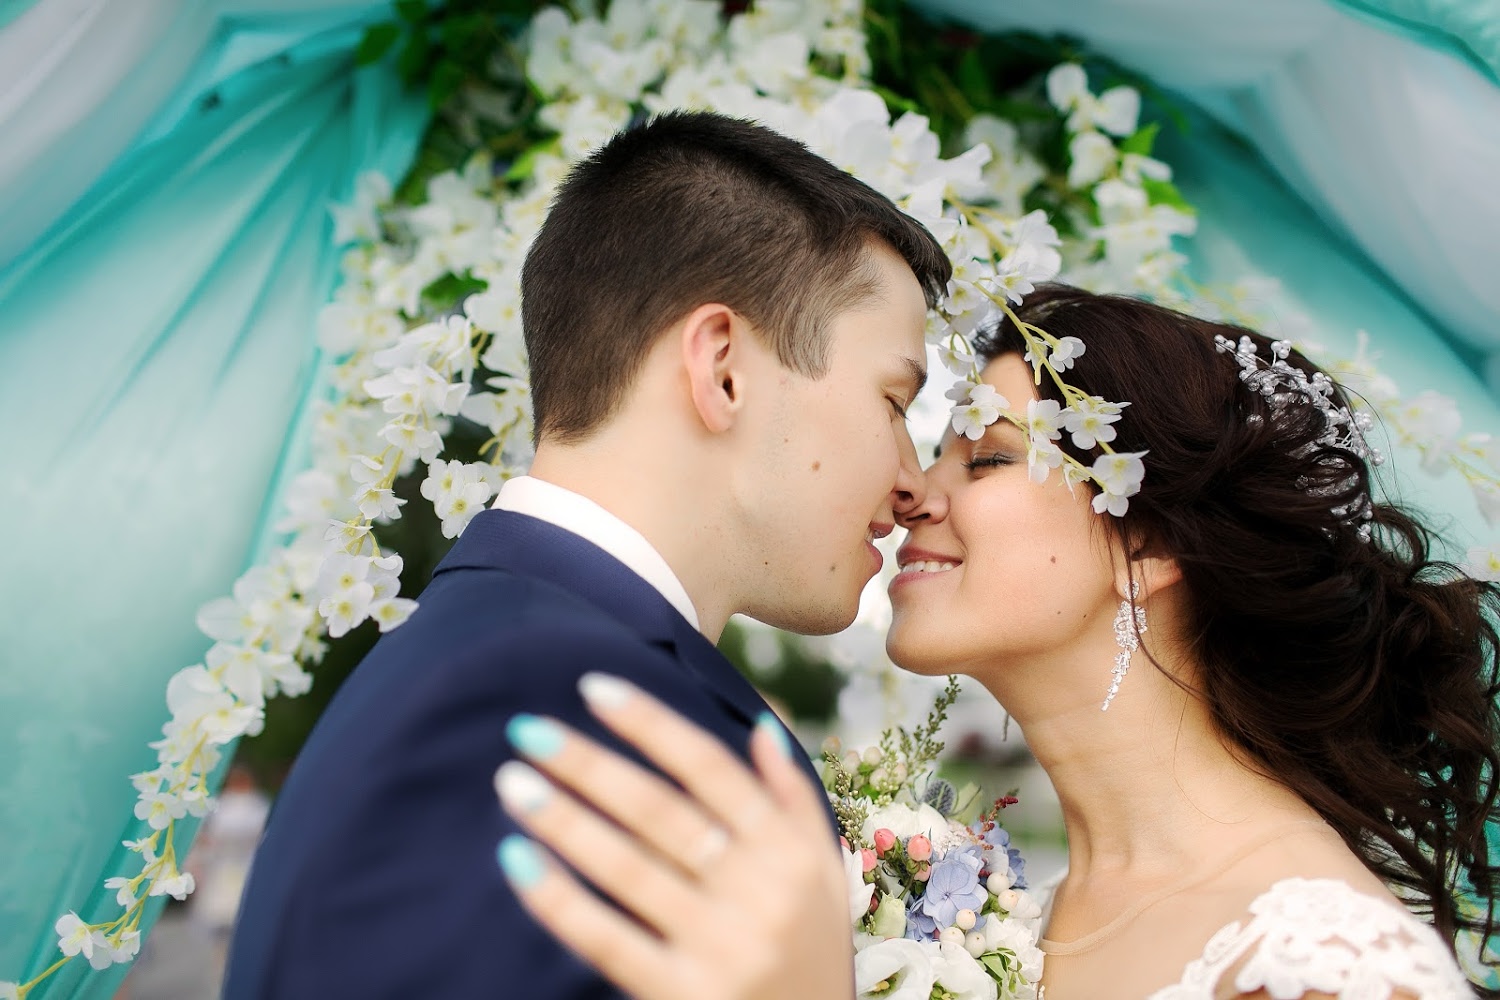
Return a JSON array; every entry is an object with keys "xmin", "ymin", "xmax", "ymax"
[{"xmin": 977, "ymin": 285, "xmax": 1500, "ymax": 986}]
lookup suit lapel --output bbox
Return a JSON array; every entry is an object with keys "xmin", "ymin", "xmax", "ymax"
[
  {"xmin": 434, "ymin": 509, "xmax": 762, "ymax": 725},
  {"xmin": 437, "ymin": 508, "xmax": 837, "ymax": 831}
]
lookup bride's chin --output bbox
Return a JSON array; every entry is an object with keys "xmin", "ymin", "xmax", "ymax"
[{"xmin": 884, "ymin": 630, "xmax": 951, "ymax": 677}]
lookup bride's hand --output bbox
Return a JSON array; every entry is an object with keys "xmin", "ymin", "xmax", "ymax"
[{"xmin": 492, "ymin": 673, "xmax": 854, "ymax": 1000}]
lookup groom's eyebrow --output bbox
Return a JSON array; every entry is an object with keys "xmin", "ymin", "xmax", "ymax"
[{"xmin": 897, "ymin": 356, "xmax": 927, "ymax": 399}]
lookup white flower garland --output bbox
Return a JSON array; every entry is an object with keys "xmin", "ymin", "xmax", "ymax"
[{"xmin": 10, "ymin": 1, "xmax": 1499, "ymax": 993}]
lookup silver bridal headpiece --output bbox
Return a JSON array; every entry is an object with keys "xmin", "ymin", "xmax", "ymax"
[{"xmin": 1214, "ymin": 334, "xmax": 1382, "ymax": 542}]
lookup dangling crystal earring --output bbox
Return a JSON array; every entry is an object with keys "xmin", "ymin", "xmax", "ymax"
[{"xmin": 1103, "ymin": 582, "xmax": 1147, "ymax": 711}]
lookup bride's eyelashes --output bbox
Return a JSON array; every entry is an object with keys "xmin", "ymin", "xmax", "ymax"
[{"xmin": 963, "ymin": 453, "xmax": 1016, "ymax": 472}]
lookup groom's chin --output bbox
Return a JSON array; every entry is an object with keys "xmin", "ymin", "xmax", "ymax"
[{"xmin": 753, "ymin": 600, "xmax": 858, "ymax": 637}]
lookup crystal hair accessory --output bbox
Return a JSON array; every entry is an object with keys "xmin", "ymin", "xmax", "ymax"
[
  {"xmin": 1214, "ymin": 335, "xmax": 1382, "ymax": 542},
  {"xmin": 1103, "ymin": 581, "xmax": 1145, "ymax": 711}
]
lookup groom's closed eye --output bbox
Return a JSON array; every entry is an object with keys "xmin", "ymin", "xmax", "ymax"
[{"xmin": 889, "ymin": 356, "xmax": 927, "ymax": 416}]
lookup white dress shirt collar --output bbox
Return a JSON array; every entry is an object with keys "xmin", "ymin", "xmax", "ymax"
[{"xmin": 490, "ymin": 476, "xmax": 701, "ymax": 631}]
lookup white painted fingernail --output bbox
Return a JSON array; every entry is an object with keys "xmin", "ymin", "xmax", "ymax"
[
  {"xmin": 578, "ymin": 672, "xmax": 634, "ymax": 710},
  {"xmin": 494, "ymin": 761, "xmax": 552, "ymax": 813}
]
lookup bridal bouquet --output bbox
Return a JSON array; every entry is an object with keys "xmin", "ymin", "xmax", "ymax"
[{"xmin": 827, "ymin": 678, "xmax": 1045, "ymax": 1000}]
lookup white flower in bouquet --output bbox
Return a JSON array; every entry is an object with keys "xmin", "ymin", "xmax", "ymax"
[
  {"xmin": 828, "ymin": 680, "xmax": 1041, "ymax": 998},
  {"xmin": 860, "ymin": 802, "xmax": 948, "ymax": 846},
  {"xmin": 854, "ymin": 938, "xmax": 936, "ymax": 1000},
  {"xmin": 982, "ymin": 914, "xmax": 1046, "ymax": 982},
  {"xmin": 933, "ymin": 940, "xmax": 1001, "ymax": 999},
  {"xmin": 844, "ymin": 845, "xmax": 877, "ymax": 925}
]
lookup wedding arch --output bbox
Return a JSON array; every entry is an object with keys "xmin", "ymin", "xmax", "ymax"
[{"xmin": 2, "ymin": 0, "xmax": 1498, "ymax": 995}]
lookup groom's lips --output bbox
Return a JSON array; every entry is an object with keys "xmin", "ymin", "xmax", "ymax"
[{"xmin": 865, "ymin": 522, "xmax": 894, "ymax": 571}]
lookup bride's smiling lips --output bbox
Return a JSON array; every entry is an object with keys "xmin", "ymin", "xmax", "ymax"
[{"xmin": 890, "ymin": 544, "xmax": 963, "ymax": 590}]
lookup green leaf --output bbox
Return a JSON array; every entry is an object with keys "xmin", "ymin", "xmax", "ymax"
[
  {"xmin": 979, "ymin": 950, "xmax": 1015, "ymax": 979},
  {"xmin": 397, "ymin": 30, "xmax": 433, "ymax": 82},
  {"xmin": 421, "ymin": 271, "xmax": 488, "ymax": 310},
  {"xmin": 956, "ymin": 49, "xmax": 992, "ymax": 106},
  {"xmin": 395, "ymin": 0, "xmax": 429, "ymax": 24},
  {"xmin": 504, "ymin": 137, "xmax": 562, "ymax": 181},
  {"xmin": 354, "ymin": 22, "xmax": 402, "ymax": 66},
  {"xmin": 428, "ymin": 60, "xmax": 467, "ymax": 109},
  {"xmin": 1140, "ymin": 177, "xmax": 1195, "ymax": 213},
  {"xmin": 1120, "ymin": 121, "xmax": 1160, "ymax": 158},
  {"xmin": 869, "ymin": 83, "xmax": 921, "ymax": 116}
]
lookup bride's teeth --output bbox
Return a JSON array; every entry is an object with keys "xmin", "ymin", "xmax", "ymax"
[{"xmin": 903, "ymin": 560, "xmax": 958, "ymax": 574}]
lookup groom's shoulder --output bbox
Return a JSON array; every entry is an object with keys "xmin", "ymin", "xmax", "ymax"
[{"xmin": 342, "ymin": 560, "xmax": 676, "ymax": 706}]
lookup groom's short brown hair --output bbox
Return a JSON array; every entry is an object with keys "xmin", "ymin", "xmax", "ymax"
[{"xmin": 520, "ymin": 110, "xmax": 950, "ymax": 444}]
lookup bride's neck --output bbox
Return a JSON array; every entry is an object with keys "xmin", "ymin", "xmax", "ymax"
[{"xmin": 1012, "ymin": 671, "xmax": 1314, "ymax": 880}]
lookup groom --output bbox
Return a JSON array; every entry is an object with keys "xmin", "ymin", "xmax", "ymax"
[{"xmin": 223, "ymin": 111, "xmax": 948, "ymax": 998}]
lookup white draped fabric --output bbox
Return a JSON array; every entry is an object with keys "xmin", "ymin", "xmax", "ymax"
[{"xmin": 917, "ymin": 0, "xmax": 1500, "ymax": 384}]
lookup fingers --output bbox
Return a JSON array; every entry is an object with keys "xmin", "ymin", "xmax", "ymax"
[
  {"xmin": 503, "ymin": 713, "xmax": 733, "ymax": 881},
  {"xmin": 494, "ymin": 760, "xmax": 703, "ymax": 934},
  {"xmin": 572, "ymin": 672, "xmax": 806, "ymax": 837},
  {"xmin": 748, "ymin": 719, "xmax": 834, "ymax": 834},
  {"xmin": 494, "ymin": 833, "xmax": 682, "ymax": 1000}
]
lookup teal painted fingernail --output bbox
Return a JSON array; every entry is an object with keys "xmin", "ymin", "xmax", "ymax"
[
  {"xmin": 497, "ymin": 834, "xmax": 544, "ymax": 889},
  {"xmin": 756, "ymin": 712, "xmax": 793, "ymax": 758},
  {"xmin": 507, "ymin": 714, "xmax": 564, "ymax": 759}
]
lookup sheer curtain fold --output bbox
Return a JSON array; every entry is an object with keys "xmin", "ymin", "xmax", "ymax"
[
  {"xmin": 0, "ymin": 5, "xmax": 427, "ymax": 997},
  {"xmin": 914, "ymin": 0, "xmax": 1500, "ymax": 385}
]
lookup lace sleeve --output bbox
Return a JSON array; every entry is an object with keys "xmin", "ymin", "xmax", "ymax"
[{"xmin": 1152, "ymin": 878, "xmax": 1475, "ymax": 1000}]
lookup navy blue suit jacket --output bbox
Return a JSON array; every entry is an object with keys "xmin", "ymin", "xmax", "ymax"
[{"xmin": 223, "ymin": 509, "xmax": 833, "ymax": 998}]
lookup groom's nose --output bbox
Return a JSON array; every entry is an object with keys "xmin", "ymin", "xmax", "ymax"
[{"xmin": 891, "ymin": 423, "xmax": 927, "ymax": 516}]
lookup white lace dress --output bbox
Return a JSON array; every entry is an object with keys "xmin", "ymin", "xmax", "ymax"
[
  {"xmin": 1151, "ymin": 878, "xmax": 1473, "ymax": 999},
  {"xmin": 1041, "ymin": 877, "xmax": 1475, "ymax": 999}
]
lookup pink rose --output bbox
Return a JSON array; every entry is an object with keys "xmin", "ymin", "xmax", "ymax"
[
  {"xmin": 907, "ymin": 834, "xmax": 932, "ymax": 862},
  {"xmin": 873, "ymin": 828, "xmax": 897, "ymax": 856},
  {"xmin": 860, "ymin": 849, "xmax": 878, "ymax": 873}
]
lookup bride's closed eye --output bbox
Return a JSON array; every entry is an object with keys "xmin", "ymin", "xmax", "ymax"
[{"xmin": 963, "ymin": 453, "xmax": 1016, "ymax": 472}]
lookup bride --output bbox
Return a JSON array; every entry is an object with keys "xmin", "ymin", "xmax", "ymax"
[{"xmin": 490, "ymin": 286, "xmax": 1499, "ymax": 999}]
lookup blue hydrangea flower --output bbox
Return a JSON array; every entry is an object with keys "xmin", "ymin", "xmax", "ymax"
[
  {"xmin": 917, "ymin": 851, "xmax": 986, "ymax": 929},
  {"xmin": 905, "ymin": 893, "xmax": 937, "ymax": 940},
  {"xmin": 973, "ymin": 820, "xmax": 1029, "ymax": 889}
]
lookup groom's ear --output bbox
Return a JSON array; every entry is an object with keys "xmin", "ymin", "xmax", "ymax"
[{"xmin": 680, "ymin": 303, "xmax": 743, "ymax": 434}]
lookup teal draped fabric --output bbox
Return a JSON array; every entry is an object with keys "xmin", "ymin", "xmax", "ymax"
[
  {"xmin": 0, "ymin": 10, "xmax": 428, "ymax": 997},
  {"xmin": 1329, "ymin": 0, "xmax": 1500, "ymax": 82},
  {"xmin": 1160, "ymin": 121, "xmax": 1498, "ymax": 555},
  {"xmin": 0, "ymin": 0, "xmax": 38, "ymax": 31}
]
